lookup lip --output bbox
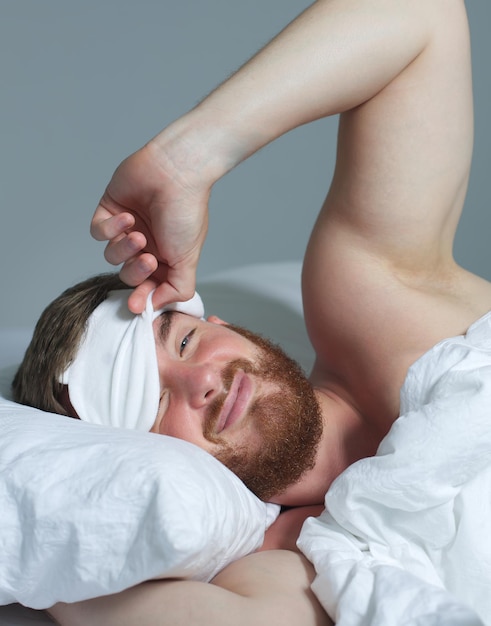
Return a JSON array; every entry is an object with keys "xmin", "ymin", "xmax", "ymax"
[{"xmin": 216, "ymin": 370, "xmax": 252, "ymax": 433}]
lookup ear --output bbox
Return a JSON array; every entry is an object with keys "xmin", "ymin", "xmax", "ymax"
[{"xmin": 206, "ymin": 315, "xmax": 228, "ymax": 326}]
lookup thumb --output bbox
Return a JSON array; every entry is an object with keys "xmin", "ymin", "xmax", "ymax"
[{"xmin": 150, "ymin": 268, "xmax": 198, "ymax": 311}]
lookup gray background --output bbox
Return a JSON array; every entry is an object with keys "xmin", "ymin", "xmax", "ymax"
[{"xmin": 1, "ymin": 0, "xmax": 490, "ymax": 329}]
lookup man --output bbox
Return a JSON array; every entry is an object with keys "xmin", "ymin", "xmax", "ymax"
[
  {"xmin": 17, "ymin": 0, "xmax": 491, "ymax": 623},
  {"xmin": 14, "ymin": 271, "xmax": 324, "ymax": 502}
]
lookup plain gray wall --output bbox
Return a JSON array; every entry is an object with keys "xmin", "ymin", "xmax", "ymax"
[{"xmin": 1, "ymin": 0, "xmax": 490, "ymax": 329}]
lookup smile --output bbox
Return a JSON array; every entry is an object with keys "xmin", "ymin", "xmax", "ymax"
[{"xmin": 216, "ymin": 370, "xmax": 253, "ymax": 433}]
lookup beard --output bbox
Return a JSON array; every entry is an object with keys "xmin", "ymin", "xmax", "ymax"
[{"xmin": 202, "ymin": 323, "xmax": 323, "ymax": 501}]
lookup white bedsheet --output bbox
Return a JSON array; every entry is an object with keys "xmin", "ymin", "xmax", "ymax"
[{"xmin": 299, "ymin": 311, "xmax": 491, "ymax": 625}]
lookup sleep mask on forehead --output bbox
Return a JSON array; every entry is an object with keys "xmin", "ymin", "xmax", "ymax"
[{"xmin": 60, "ymin": 290, "xmax": 204, "ymax": 431}]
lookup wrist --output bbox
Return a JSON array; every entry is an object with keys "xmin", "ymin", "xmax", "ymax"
[{"xmin": 149, "ymin": 103, "xmax": 268, "ymax": 190}]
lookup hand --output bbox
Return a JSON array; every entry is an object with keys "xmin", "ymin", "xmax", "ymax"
[{"xmin": 91, "ymin": 138, "xmax": 211, "ymax": 314}]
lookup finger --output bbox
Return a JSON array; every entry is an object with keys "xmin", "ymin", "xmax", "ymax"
[
  {"xmin": 127, "ymin": 279, "xmax": 160, "ymax": 314},
  {"xmin": 90, "ymin": 209, "xmax": 135, "ymax": 242},
  {"xmin": 118, "ymin": 253, "xmax": 158, "ymax": 288},
  {"xmin": 104, "ymin": 231, "xmax": 147, "ymax": 266}
]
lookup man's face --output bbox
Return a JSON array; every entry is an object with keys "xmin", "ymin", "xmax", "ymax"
[{"xmin": 151, "ymin": 312, "xmax": 323, "ymax": 500}]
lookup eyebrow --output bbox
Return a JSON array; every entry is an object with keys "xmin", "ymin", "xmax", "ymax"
[{"xmin": 158, "ymin": 311, "xmax": 178, "ymax": 345}]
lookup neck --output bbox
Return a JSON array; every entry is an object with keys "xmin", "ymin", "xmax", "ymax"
[{"xmin": 272, "ymin": 388, "xmax": 380, "ymax": 506}]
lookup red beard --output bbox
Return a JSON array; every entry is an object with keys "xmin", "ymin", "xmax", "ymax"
[{"xmin": 202, "ymin": 323, "xmax": 323, "ymax": 501}]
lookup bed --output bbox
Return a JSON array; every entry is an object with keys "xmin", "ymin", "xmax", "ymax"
[
  {"xmin": 0, "ymin": 261, "xmax": 313, "ymax": 625},
  {"xmin": 2, "ymin": 260, "xmax": 490, "ymax": 626}
]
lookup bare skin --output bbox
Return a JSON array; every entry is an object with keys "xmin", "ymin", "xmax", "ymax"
[
  {"xmin": 52, "ymin": 0, "xmax": 491, "ymax": 623},
  {"xmin": 48, "ymin": 551, "xmax": 332, "ymax": 626}
]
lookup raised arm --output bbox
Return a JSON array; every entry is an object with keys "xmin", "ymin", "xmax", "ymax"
[
  {"xmin": 92, "ymin": 0, "xmax": 433, "ymax": 313},
  {"xmin": 301, "ymin": 0, "xmax": 481, "ymax": 431}
]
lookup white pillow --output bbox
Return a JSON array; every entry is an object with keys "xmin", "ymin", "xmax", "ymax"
[
  {"xmin": 0, "ymin": 366, "xmax": 278, "ymax": 609},
  {"xmin": 0, "ymin": 262, "xmax": 312, "ymax": 610}
]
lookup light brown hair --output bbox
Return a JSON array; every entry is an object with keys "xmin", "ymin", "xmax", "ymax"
[{"xmin": 12, "ymin": 273, "xmax": 126, "ymax": 415}]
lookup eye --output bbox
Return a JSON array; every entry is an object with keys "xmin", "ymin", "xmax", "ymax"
[{"xmin": 179, "ymin": 329, "xmax": 196, "ymax": 355}]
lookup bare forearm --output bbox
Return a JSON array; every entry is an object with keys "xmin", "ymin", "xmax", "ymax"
[
  {"xmin": 48, "ymin": 551, "xmax": 332, "ymax": 626},
  {"xmin": 49, "ymin": 580, "xmax": 250, "ymax": 626},
  {"xmin": 151, "ymin": 0, "xmax": 430, "ymax": 184}
]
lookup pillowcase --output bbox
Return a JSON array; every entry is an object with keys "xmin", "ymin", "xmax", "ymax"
[{"xmin": 0, "ymin": 365, "xmax": 279, "ymax": 609}]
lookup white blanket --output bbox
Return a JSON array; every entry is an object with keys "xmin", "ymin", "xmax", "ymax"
[{"xmin": 298, "ymin": 311, "xmax": 491, "ymax": 625}]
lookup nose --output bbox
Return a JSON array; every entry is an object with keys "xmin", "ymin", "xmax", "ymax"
[{"xmin": 167, "ymin": 361, "xmax": 223, "ymax": 409}]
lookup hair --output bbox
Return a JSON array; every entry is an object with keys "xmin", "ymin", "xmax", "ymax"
[{"xmin": 12, "ymin": 273, "xmax": 126, "ymax": 416}]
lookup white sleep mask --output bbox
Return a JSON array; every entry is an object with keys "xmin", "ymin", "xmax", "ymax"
[{"xmin": 60, "ymin": 290, "xmax": 205, "ymax": 431}]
